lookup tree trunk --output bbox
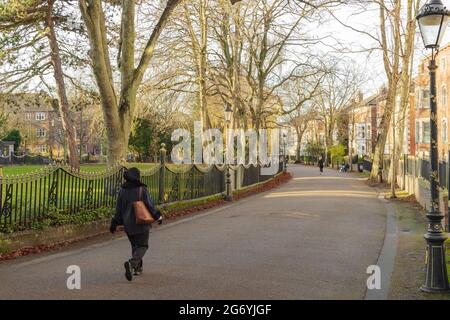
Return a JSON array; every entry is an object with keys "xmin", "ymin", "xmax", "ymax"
[
  {"xmin": 390, "ymin": 100, "xmax": 397, "ymax": 196},
  {"xmin": 231, "ymin": 2, "xmax": 243, "ymax": 130},
  {"xmin": 79, "ymin": 0, "xmax": 183, "ymax": 164},
  {"xmin": 199, "ymin": 0, "xmax": 212, "ymax": 130},
  {"xmin": 45, "ymin": 1, "xmax": 80, "ymax": 169},
  {"xmin": 370, "ymin": 0, "xmax": 401, "ymax": 181},
  {"xmin": 295, "ymin": 125, "xmax": 306, "ymax": 161},
  {"xmin": 371, "ymin": 88, "xmax": 396, "ymax": 180},
  {"xmin": 184, "ymin": 1, "xmax": 210, "ymax": 131},
  {"xmin": 349, "ymin": 107, "xmax": 355, "ymax": 172},
  {"xmin": 392, "ymin": 0, "xmax": 417, "ymax": 189},
  {"xmin": 324, "ymin": 118, "xmax": 333, "ymax": 166}
]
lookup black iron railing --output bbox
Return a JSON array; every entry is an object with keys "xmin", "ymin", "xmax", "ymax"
[
  {"xmin": 0, "ymin": 154, "xmax": 53, "ymax": 165},
  {"xmin": 0, "ymin": 164, "xmax": 126, "ymax": 230},
  {"xmin": 0, "ymin": 153, "xmax": 284, "ymax": 232},
  {"xmin": 164, "ymin": 165, "xmax": 226, "ymax": 203},
  {"xmin": 363, "ymin": 155, "xmax": 450, "ymax": 190}
]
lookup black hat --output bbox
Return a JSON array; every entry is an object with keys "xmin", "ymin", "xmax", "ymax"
[{"xmin": 122, "ymin": 167, "xmax": 146, "ymax": 189}]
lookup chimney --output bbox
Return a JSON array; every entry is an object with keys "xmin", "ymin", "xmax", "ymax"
[{"xmin": 358, "ymin": 91, "xmax": 363, "ymax": 103}]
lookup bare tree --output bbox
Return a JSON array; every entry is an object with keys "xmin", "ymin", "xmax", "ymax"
[
  {"xmin": 278, "ymin": 69, "xmax": 325, "ymax": 159},
  {"xmin": 78, "ymin": 0, "xmax": 241, "ymax": 163},
  {"xmin": 390, "ymin": 0, "xmax": 419, "ymax": 196},
  {"xmin": 288, "ymin": 106, "xmax": 318, "ymax": 161},
  {"xmin": 78, "ymin": 0, "xmax": 181, "ymax": 163},
  {"xmin": 327, "ymin": 0, "xmax": 419, "ymax": 182},
  {"xmin": 242, "ymin": 0, "xmax": 314, "ymax": 130},
  {"xmin": 314, "ymin": 65, "xmax": 361, "ymax": 165},
  {"xmin": 183, "ymin": 0, "xmax": 211, "ymax": 130},
  {"xmin": 0, "ymin": 0, "xmax": 83, "ymax": 168}
]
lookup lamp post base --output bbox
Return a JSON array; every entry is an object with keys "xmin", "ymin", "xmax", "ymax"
[
  {"xmin": 420, "ymin": 285, "xmax": 450, "ymax": 294},
  {"xmin": 421, "ymin": 231, "xmax": 450, "ymax": 293}
]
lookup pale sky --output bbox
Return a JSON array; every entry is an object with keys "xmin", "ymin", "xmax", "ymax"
[
  {"xmin": 4, "ymin": 0, "xmax": 450, "ymax": 101},
  {"xmin": 314, "ymin": 0, "xmax": 450, "ymax": 97}
]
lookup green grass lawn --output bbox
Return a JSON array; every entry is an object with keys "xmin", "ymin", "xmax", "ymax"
[
  {"xmin": 1, "ymin": 163, "xmax": 157, "ymax": 176},
  {"xmin": 0, "ymin": 162, "xmax": 223, "ymax": 232},
  {"xmin": 0, "ymin": 162, "xmax": 161, "ymax": 231}
]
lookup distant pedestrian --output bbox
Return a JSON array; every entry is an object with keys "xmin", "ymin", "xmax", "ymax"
[
  {"xmin": 345, "ymin": 163, "xmax": 350, "ymax": 172},
  {"xmin": 340, "ymin": 162, "xmax": 349, "ymax": 173},
  {"xmin": 318, "ymin": 157, "xmax": 324, "ymax": 175},
  {"xmin": 110, "ymin": 167, "xmax": 162, "ymax": 282}
]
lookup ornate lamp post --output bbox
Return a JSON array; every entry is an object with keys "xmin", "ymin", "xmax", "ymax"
[
  {"xmin": 225, "ymin": 103, "xmax": 233, "ymax": 201},
  {"xmin": 417, "ymin": 0, "xmax": 450, "ymax": 293}
]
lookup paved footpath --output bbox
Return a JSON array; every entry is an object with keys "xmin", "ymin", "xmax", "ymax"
[{"xmin": 0, "ymin": 165, "xmax": 387, "ymax": 300}]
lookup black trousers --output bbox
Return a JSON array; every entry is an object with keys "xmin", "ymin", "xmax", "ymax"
[{"xmin": 126, "ymin": 231, "xmax": 149, "ymax": 269}]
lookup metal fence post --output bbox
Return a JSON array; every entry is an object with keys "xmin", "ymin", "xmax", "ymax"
[
  {"xmin": 225, "ymin": 165, "xmax": 233, "ymax": 201},
  {"xmin": 414, "ymin": 156, "xmax": 417, "ymax": 178},
  {"xmin": 159, "ymin": 143, "xmax": 166, "ymax": 204},
  {"xmin": 403, "ymin": 154, "xmax": 407, "ymax": 189}
]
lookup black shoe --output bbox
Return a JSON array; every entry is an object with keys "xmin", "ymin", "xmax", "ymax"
[
  {"xmin": 134, "ymin": 261, "xmax": 143, "ymax": 275},
  {"xmin": 124, "ymin": 261, "xmax": 133, "ymax": 281}
]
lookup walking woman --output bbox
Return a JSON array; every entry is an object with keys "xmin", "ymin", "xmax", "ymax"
[
  {"xmin": 318, "ymin": 156, "xmax": 324, "ymax": 175},
  {"xmin": 110, "ymin": 167, "xmax": 162, "ymax": 281}
]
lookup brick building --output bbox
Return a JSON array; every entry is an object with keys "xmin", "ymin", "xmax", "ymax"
[
  {"xmin": 411, "ymin": 43, "xmax": 450, "ymax": 160},
  {"xmin": 348, "ymin": 89, "xmax": 389, "ymax": 158},
  {"xmin": 0, "ymin": 92, "xmax": 62, "ymax": 156},
  {"xmin": 0, "ymin": 92, "xmax": 103, "ymax": 159}
]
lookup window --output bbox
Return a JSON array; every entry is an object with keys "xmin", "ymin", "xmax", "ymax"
[
  {"xmin": 367, "ymin": 125, "xmax": 371, "ymax": 139},
  {"xmin": 442, "ymin": 57, "xmax": 447, "ymax": 72},
  {"xmin": 36, "ymin": 128, "xmax": 46, "ymax": 138},
  {"xmin": 358, "ymin": 124, "xmax": 365, "ymax": 139},
  {"xmin": 422, "ymin": 89, "xmax": 430, "ymax": 108},
  {"xmin": 443, "ymin": 119, "xmax": 448, "ymax": 142},
  {"xmin": 36, "ymin": 145, "xmax": 48, "ymax": 154},
  {"xmin": 442, "ymin": 86, "xmax": 447, "ymax": 107},
  {"xmin": 422, "ymin": 121, "xmax": 430, "ymax": 143},
  {"xmin": 36, "ymin": 112, "xmax": 46, "ymax": 121},
  {"xmin": 415, "ymin": 121, "xmax": 420, "ymax": 142},
  {"xmin": 25, "ymin": 113, "xmax": 32, "ymax": 120}
]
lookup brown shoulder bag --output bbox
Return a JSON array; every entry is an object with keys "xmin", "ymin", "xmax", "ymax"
[{"xmin": 134, "ymin": 187, "xmax": 155, "ymax": 225}]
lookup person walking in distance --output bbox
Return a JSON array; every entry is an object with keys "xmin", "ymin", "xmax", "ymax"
[
  {"xmin": 318, "ymin": 156, "xmax": 324, "ymax": 175},
  {"xmin": 110, "ymin": 167, "xmax": 162, "ymax": 281}
]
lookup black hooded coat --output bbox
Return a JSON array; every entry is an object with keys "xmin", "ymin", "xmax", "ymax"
[{"xmin": 111, "ymin": 168, "xmax": 160, "ymax": 235}]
